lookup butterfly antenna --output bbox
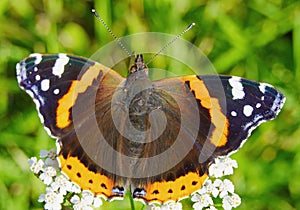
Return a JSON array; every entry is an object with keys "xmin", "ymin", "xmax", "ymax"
[
  {"xmin": 92, "ymin": 9, "xmax": 132, "ymax": 57},
  {"xmin": 145, "ymin": 23, "xmax": 196, "ymax": 66}
]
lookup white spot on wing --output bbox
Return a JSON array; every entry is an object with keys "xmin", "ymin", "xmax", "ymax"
[
  {"xmin": 256, "ymin": 103, "xmax": 261, "ymax": 108},
  {"xmin": 243, "ymin": 105, "xmax": 254, "ymax": 117},
  {"xmin": 41, "ymin": 79, "xmax": 50, "ymax": 91},
  {"xmin": 53, "ymin": 88, "xmax": 60, "ymax": 95},
  {"xmin": 35, "ymin": 75, "xmax": 41, "ymax": 81},
  {"xmin": 52, "ymin": 53, "xmax": 69, "ymax": 78},
  {"xmin": 30, "ymin": 53, "xmax": 42, "ymax": 65},
  {"xmin": 228, "ymin": 76, "xmax": 245, "ymax": 100},
  {"xmin": 259, "ymin": 83, "xmax": 266, "ymax": 93},
  {"xmin": 16, "ymin": 63, "xmax": 20, "ymax": 73},
  {"xmin": 16, "ymin": 63, "xmax": 21, "ymax": 84},
  {"xmin": 231, "ymin": 111, "xmax": 237, "ymax": 117}
]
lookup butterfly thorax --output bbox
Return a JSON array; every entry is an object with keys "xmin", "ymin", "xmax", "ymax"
[{"xmin": 121, "ymin": 55, "xmax": 163, "ymax": 133}]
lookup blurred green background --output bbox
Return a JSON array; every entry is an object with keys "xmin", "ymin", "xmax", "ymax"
[{"xmin": 1, "ymin": 0, "xmax": 299, "ymax": 209}]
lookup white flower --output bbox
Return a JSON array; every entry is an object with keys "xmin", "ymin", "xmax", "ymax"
[
  {"xmin": 192, "ymin": 157, "xmax": 241, "ymax": 209},
  {"xmin": 93, "ymin": 196, "xmax": 103, "ymax": 208},
  {"xmin": 192, "ymin": 193, "xmax": 214, "ymax": 210},
  {"xmin": 70, "ymin": 195, "xmax": 81, "ymax": 205},
  {"xmin": 146, "ymin": 202, "xmax": 182, "ymax": 210},
  {"xmin": 71, "ymin": 183, "xmax": 82, "ymax": 193},
  {"xmin": 81, "ymin": 190, "xmax": 94, "ymax": 205},
  {"xmin": 28, "ymin": 157, "xmax": 44, "ymax": 174},
  {"xmin": 222, "ymin": 180, "xmax": 234, "ymax": 193},
  {"xmin": 222, "ymin": 193, "xmax": 241, "ymax": 210},
  {"xmin": 196, "ymin": 183, "xmax": 208, "ymax": 195},
  {"xmin": 165, "ymin": 202, "xmax": 182, "ymax": 210},
  {"xmin": 209, "ymin": 157, "xmax": 238, "ymax": 178},
  {"xmin": 50, "ymin": 174, "xmax": 73, "ymax": 195},
  {"xmin": 230, "ymin": 193, "xmax": 241, "ymax": 207},
  {"xmin": 223, "ymin": 157, "xmax": 238, "ymax": 176},
  {"xmin": 71, "ymin": 195, "xmax": 93, "ymax": 210},
  {"xmin": 208, "ymin": 162, "xmax": 223, "ymax": 178},
  {"xmin": 39, "ymin": 166, "xmax": 57, "ymax": 185},
  {"xmin": 70, "ymin": 190, "xmax": 102, "ymax": 210},
  {"xmin": 145, "ymin": 204, "xmax": 160, "ymax": 210},
  {"xmin": 202, "ymin": 179, "xmax": 219, "ymax": 198},
  {"xmin": 40, "ymin": 149, "xmax": 59, "ymax": 170},
  {"xmin": 146, "ymin": 204, "xmax": 161, "ymax": 210},
  {"xmin": 38, "ymin": 187, "xmax": 63, "ymax": 210},
  {"xmin": 214, "ymin": 179, "xmax": 234, "ymax": 198},
  {"xmin": 40, "ymin": 149, "xmax": 56, "ymax": 159}
]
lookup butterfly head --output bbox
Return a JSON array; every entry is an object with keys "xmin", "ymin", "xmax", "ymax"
[
  {"xmin": 130, "ymin": 54, "xmax": 148, "ymax": 76},
  {"xmin": 126, "ymin": 54, "xmax": 150, "ymax": 90}
]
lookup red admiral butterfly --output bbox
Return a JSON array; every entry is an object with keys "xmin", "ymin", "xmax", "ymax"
[{"xmin": 17, "ymin": 52, "xmax": 285, "ymax": 204}]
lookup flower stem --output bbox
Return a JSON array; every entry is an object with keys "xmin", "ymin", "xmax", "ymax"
[{"xmin": 129, "ymin": 191, "xmax": 135, "ymax": 210}]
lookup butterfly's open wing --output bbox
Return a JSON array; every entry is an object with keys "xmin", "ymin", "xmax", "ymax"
[
  {"xmin": 130, "ymin": 74, "xmax": 285, "ymax": 204},
  {"xmin": 17, "ymin": 54, "xmax": 127, "ymax": 200}
]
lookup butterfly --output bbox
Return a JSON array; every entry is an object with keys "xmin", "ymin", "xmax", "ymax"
[{"xmin": 17, "ymin": 53, "xmax": 285, "ymax": 204}]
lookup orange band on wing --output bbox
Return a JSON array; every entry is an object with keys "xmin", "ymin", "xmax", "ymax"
[
  {"xmin": 56, "ymin": 64, "xmax": 108, "ymax": 128},
  {"xmin": 58, "ymin": 154, "xmax": 115, "ymax": 199},
  {"xmin": 141, "ymin": 172, "xmax": 208, "ymax": 204},
  {"xmin": 184, "ymin": 76, "xmax": 229, "ymax": 147}
]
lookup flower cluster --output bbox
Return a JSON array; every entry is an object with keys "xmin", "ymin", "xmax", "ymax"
[
  {"xmin": 29, "ymin": 149, "xmax": 240, "ymax": 210},
  {"xmin": 28, "ymin": 149, "xmax": 102, "ymax": 210},
  {"xmin": 191, "ymin": 179, "xmax": 241, "ymax": 210},
  {"xmin": 191, "ymin": 157, "xmax": 241, "ymax": 210},
  {"xmin": 208, "ymin": 157, "xmax": 238, "ymax": 178}
]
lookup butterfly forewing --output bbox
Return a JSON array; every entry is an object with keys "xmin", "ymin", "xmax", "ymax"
[
  {"xmin": 16, "ymin": 53, "xmax": 124, "ymax": 137},
  {"xmin": 196, "ymin": 75, "xmax": 285, "ymax": 156}
]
